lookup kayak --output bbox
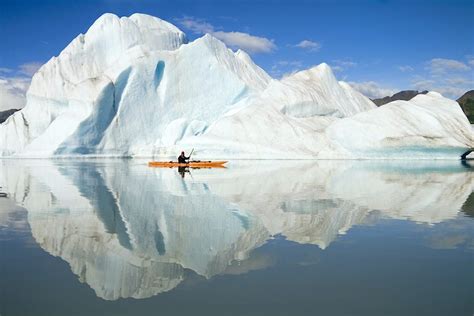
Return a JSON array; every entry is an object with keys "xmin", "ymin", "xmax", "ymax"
[{"xmin": 148, "ymin": 160, "xmax": 228, "ymax": 168}]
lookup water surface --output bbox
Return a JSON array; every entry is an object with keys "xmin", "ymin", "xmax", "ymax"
[{"xmin": 0, "ymin": 159, "xmax": 473, "ymax": 316}]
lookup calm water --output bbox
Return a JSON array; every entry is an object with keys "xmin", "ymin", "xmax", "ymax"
[{"xmin": 0, "ymin": 159, "xmax": 473, "ymax": 316}]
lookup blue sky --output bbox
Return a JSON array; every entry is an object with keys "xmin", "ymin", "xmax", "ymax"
[{"xmin": 0, "ymin": 0, "xmax": 473, "ymax": 110}]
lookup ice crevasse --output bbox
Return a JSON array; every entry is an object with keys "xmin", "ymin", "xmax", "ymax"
[{"xmin": 0, "ymin": 13, "xmax": 472, "ymax": 159}]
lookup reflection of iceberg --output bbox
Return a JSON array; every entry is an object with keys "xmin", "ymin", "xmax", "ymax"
[
  {"xmin": 203, "ymin": 161, "xmax": 473, "ymax": 245},
  {"xmin": 327, "ymin": 162, "xmax": 473, "ymax": 224},
  {"xmin": 0, "ymin": 160, "xmax": 268, "ymax": 300},
  {"xmin": 0, "ymin": 160, "xmax": 472, "ymax": 300}
]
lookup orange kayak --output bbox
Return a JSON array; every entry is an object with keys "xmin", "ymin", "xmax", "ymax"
[{"xmin": 148, "ymin": 160, "xmax": 228, "ymax": 168}]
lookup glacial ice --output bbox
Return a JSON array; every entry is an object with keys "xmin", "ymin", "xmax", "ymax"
[{"xmin": 0, "ymin": 13, "xmax": 472, "ymax": 158}]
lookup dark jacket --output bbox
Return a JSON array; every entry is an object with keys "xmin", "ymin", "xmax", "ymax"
[{"xmin": 178, "ymin": 154, "xmax": 190, "ymax": 163}]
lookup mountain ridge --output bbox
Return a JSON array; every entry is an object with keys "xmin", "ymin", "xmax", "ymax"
[
  {"xmin": 457, "ymin": 90, "xmax": 474, "ymax": 124},
  {"xmin": 372, "ymin": 90, "xmax": 429, "ymax": 106}
]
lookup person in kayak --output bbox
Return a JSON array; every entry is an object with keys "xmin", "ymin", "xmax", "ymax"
[{"xmin": 178, "ymin": 151, "xmax": 190, "ymax": 163}]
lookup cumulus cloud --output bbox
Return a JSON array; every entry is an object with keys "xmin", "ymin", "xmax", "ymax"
[
  {"xmin": 330, "ymin": 59, "xmax": 357, "ymax": 72},
  {"xmin": 411, "ymin": 77, "xmax": 469, "ymax": 100},
  {"xmin": 398, "ymin": 65, "xmax": 414, "ymax": 72},
  {"xmin": 294, "ymin": 40, "xmax": 321, "ymax": 52},
  {"xmin": 0, "ymin": 61, "xmax": 43, "ymax": 111},
  {"xmin": 427, "ymin": 58, "xmax": 470, "ymax": 74},
  {"xmin": 347, "ymin": 81, "xmax": 397, "ymax": 99},
  {"xmin": 175, "ymin": 16, "xmax": 276, "ymax": 54},
  {"xmin": 411, "ymin": 79, "xmax": 436, "ymax": 91},
  {"xmin": 444, "ymin": 77, "xmax": 474, "ymax": 85},
  {"xmin": 405, "ymin": 58, "xmax": 474, "ymax": 99},
  {"xmin": 465, "ymin": 55, "xmax": 474, "ymax": 67},
  {"xmin": 274, "ymin": 60, "xmax": 303, "ymax": 68},
  {"xmin": 326, "ymin": 58, "xmax": 471, "ymax": 101},
  {"xmin": 174, "ymin": 16, "xmax": 214, "ymax": 34},
  {"xmin": 18, "ymin": 62, "xmax": 43, "ymax": 76},
  {"xmin": 0, "ymin": 77, "xmax": 30, "ymax": 111},
  {"xmin": 435, "ymin": 86, "xmax": 467, "ymax": 99},
  {"xmin": 413, "ymin": 80, "xmax": 465, "ymax": 99},
  {"xmin": 212, "ymin": 31, "xmax": 276, "ymax": 54},
  {"xmin": 0, "ymin": 67, "xmax": 13, "ymax": 74},
  {"xmin": 270, "ymin": 60, "xmax": 304, "ymax": 77}
]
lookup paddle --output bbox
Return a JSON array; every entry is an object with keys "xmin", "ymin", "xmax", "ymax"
[{"xmin": 189, "ymin": 148, "xmax": 194, "ymax": 161}]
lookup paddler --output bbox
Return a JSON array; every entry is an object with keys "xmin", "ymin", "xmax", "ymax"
[{"xmin": 178, "ymin": 151, "xmax": 190, "ymax": 163}]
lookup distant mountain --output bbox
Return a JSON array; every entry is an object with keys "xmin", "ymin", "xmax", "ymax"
[
  {"xmin": 0, "ymin": 109, "xmax": 19, "ymax": 124},
  {"xmin": 457, "ymin": 90, "xmax": 474, "ymax": 124},
  {"xmin": 372, "ymin": 90, "xmax": 428, "ymax": 106}
]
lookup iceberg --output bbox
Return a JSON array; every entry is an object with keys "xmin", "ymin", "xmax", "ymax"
[{"xmin": 0, "ymin": 13, "xmax": 472, "ymax": 158}]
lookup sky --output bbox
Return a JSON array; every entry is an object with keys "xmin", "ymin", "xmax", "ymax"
[{"xmin": 0, "ymin": 0, "xmax": 473, "ymax": 111}]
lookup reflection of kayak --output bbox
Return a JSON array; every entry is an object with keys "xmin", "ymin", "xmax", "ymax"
[{"xmin": 148, "ymin": 161, "xmax": 228, "ymax": 168}]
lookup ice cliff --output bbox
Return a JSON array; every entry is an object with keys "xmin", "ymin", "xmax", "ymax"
[{"xmin": 0, "ymin": 13, "xmax": 472, "ymax": 158}]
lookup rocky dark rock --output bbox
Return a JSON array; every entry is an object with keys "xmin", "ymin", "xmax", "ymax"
[
  {"xmin": 457, "ymin": 90, "xmax": 474, "ymax": 124},
  {"xmin": 0, "ymin": 109, "xmax": 20, "ymax": 124},
  {"xmin": 372, "ymin": 90, "xmax": 428, "ymax": 106}
]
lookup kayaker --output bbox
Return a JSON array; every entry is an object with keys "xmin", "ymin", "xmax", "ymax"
[{"xmin": 178, "ymin": 151, "xmax": 190, "ymax": 163}]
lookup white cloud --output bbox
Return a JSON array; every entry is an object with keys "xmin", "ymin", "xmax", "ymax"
[
  {"xmin": 18, "ymin": 62, "xmax": 43, "ymax": 76},
  {"xmin": 0, "ymin": 76, "xmax": 30, "ymax": 111},
  {"xmin": 347, "ymin": 81, "xmax": 397, "ymax": 99},
  {"xmin": 398, "ymin": 65, "xmax": 414, "ymax": 72},
  {"xmin": 407, "ymin": 57, "xmax": 473, "ymax": 99},
  {"xmin": 274, "ymin": 60, "xmax": 303, "ymax": 68},
  {"xmin": 294, "ymin": 40, "xmax": 321, "ymax": 52},
  {"xmin": 427, "ymin": 58, "xmax": 470, "ymax": 74},
  {"xmin": 271, "ymin": 60, "xmax": 303, "ymax": 77},
  {"xmin": 0, "ymin": 67, "xmax": 13, "ymax": 74},
  {"xmin": 334, "ymin": 60, "xmax": 357, "ymax": 68},
  {"xmin": 174, "ymin": 16, "xmax": 214, "ymax": 34},
  {"xmin": 444, "ymin": 77, "xmax": 474, "ymax": 85},
  {"xmin": 412, "ymin": 79, "xmax": 436, "ymax": 91},
  {"xmin": 330, "ymin": 59, "xmax": 357, "ymax": 72},
  {"xmin": 411, "ymin": 77, "xmax": 468, "ymax": 99},
  {"xmin": 435, "ymin": 86, "xmax": 467, "ymax": 99},
  {"xmin": 175, "ymin": 16, "xmax": 276, "ymax": 54},
  {"xmin": 331, "ymin": 66, "xmax": 344, "ymax": 72},
  {"xmin": 466, "ymin": 55, "xmax": 474, "ymax": 67},
  {"xmin": 0, "ymin": 61, "xmax": 43, "ymax": 111},
  {"xmin": 212, "ymin": 31, "xmax": 276, "ymax": 54}
]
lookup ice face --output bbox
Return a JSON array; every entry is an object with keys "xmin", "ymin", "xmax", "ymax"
[
  {"xmin": 326, "ymin": 92, "xmax": 474, "ymax": 159},
  {"xmin": 0, "ymin": 13, "xmax": 472, "ymax": 159}
]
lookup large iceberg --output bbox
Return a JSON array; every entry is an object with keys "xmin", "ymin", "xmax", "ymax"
[{"xmin": 0, "ymin": 13, "xmax": 472, "ymax": 158}]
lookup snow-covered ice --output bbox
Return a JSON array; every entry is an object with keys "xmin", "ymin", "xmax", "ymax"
[{"xmin": 0, "ymin": 13, "xmax": 472, "ymax": 159}]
